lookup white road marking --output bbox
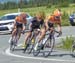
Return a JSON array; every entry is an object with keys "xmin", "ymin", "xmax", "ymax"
[{"xmin": 5, "ymin": 35, "xmax": 75, "ymax": 62}]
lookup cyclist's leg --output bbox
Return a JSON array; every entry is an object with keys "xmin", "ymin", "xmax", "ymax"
[
  {"xmin": 34, "ymin": 28, "xmax": 46, "ymax": 50},
  {"xmin": 47, "ymin": 27, "xmax": 54, "ymax": 47},
  {"xmin": 23, "ymin": 31, "xmax": 32, "ymax": 47},
  {"xmin": 11, "ymin": 28, "xmax": 17, "ymax": 41},
  {"xmin": 17, "ymin": 27, "xmax": 22, "ymax": 41},
  {"xmin": 38, "ymin": 28, "xmax": 46, "ymax": 43}
]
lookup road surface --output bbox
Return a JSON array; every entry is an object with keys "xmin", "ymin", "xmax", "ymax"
[{"xmin": 0, "ymin": 26, "xmax": 75, "ymax": 63}]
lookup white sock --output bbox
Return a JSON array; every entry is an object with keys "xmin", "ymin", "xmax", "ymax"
[
  {"xmin": 34, "ymin": 43, "xmax": 39, "ymax": 50},
  {"xmin": 8, "ymin": 37, "xmax": 12, "ymax": 43}
]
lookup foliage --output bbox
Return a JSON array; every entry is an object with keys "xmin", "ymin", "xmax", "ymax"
[
  {"xmin": 0, "ymin": 6, "xmax": 75, "ymax": 26},
  {"xmin": 0, "ymin": 0, "xmax": 75, "ymax": 10},
  {"xmin": 59, "ymin": 2, "xmax": 69, "ymax": 7},
  {"xmin": 61, "ymin": 11, "xmax": 70, "ymax": 26},
  {"xmin": 46, "ymin": 4, "xmax": 52, "ymax": 8},
  {"xmin": 59, "ymin": 36, "xmax": 74, "ymax": 51}
]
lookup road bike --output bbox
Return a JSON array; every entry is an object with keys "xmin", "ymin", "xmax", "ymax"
[
  {"xmin": 9, "ymin": 28, "xmax": 22, "ymax": 51},
  {"xmin": 71, "ymin": 40, "xmax": 75, "ymax": 56},
  {"xmin": 23, "ymin": 29, "xmax": 40, "ymax": 54},
  {"xmin": 33, "ymin": 29, "xmax": 59, "ymax": 57}
]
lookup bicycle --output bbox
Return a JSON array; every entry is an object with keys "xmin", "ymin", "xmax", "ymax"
[
  {"xmin": 9, "ymin": 28, "xmax": 22, "ymax": 51},
  {"xmin": 71, "ymin": 40, "xmax": 75, "ymax": 56},
  {"xmin": 23, "ymin": 29, "xmax": 40, "ymax": 54},
  {"xmin": 33, "ymin": 28, "xmax": 60, "ymax": 57}
]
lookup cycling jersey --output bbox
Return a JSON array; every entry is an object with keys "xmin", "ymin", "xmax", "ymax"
[
  {"xmin": 30, "ymin": 17, "xmax": 44, "ymax": 31},
  {"xmin": 15, "ymin": 16, "xmax": 26, "ymax": 24},
  {"xmin": 48, "ymin": 15, "xmax": 61, "ymax": 24},
  {"xmin": 48, "ymin": 15, "xmax": 55, "ymax": 23},
  {"xmin": 15, "ymin": 16, "xmax": 26, "ymax": 28}
]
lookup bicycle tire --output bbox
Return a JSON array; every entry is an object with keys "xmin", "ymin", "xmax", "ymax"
[
  {"xmin": 10, "ymin": 40, "xmax": 16, "ymax": 51},
  {"xmin": 33, "ymin": 42, "xmax": 41, "ymax": 56},
  {"xmin": 43, "ymin": 33, "xmax": 55, "ymax": 57},
  {"xmin": 27, "ymin": 44, "xmax": 34, "ymax": 54},
  {"xmin": 27, "ymin": 38, "xmax": 35, "ymax": 54},
  {"xmin": 24, "ymin": 32, "xmax": 36, "ymax": 54},
  {"xmin": 33, "ymin": 48, "xmax": 40, "ymax": 56},
  {"xmin": 23, "ymin": 38, "xmax": 30, "ymax": 53},
  {"xmin": 10, "ymin": 40, "xmax": 13, "ymax": 51}
]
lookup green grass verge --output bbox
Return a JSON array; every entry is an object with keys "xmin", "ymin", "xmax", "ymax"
[
  {"xmin": 57, "ymin": 36, "xmax": 75, "ymax": 51},
  {"xmin": 0, "ymin": 5, "xmax": 75, "ymax": 26}
]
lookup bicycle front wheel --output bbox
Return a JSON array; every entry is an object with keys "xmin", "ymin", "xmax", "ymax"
[
  {"xmin": 10, "ymin": 40, "xmax": 16, "ymax": 51},
  {"xmin": 43, "ymin": 35, "xmax": 55, "ymax": 57}
]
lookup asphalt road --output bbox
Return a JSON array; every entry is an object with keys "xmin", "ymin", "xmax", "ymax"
[{"xmin": 0, "ymin": 26, "xmax": 75, "ymax": 63}]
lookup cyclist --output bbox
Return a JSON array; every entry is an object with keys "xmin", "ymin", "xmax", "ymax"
[
  {"xmin": 34, "ymin": 8, "xmax": 62, "ymax": 50},
  {"xmin": 9, "ymin": 12, "xmax": 27, "ymax": 46},
  {"xmin": 22, "ymin": 11, "xmax": 45, "ymax": 48},
  {"xmin": 53, "ymin": 8, "xmax": 62, "ymax": 36}
]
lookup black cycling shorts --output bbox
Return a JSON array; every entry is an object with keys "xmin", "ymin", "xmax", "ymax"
[
  {"xmin": 30, "ymin": 27, "xmax": 40, "ymax": 32},
  {"xmin": 16, "ymin": 22, "xmax": 23, "ymax": 28},
  {"xmin": 48, "ymin": 21, "xmax": 54, "ymax": 28}
]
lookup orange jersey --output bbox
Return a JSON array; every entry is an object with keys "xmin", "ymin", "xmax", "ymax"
[
  {"xmin": 15, "ymin": 16, "xmax": 26, "ymax": 24},
  {"xmin": 48, "ymin": 15, "xmax": 55, "ymax": 23},
  {"xmin": 48, "ymin": 15, "xmax": 61, "ymax": 24}
]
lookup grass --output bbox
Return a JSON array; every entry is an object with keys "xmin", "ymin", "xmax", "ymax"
[
  {"xmin": 0, "ymin": 5, "xmax": 75, "ymax": 26},
  {"xmin": 57, "ymin": 36, "xmax": 75, "ymax": 51},
  {"xmin": 0, "ymin": 6, "xmax": 75, "ymax": 16}
]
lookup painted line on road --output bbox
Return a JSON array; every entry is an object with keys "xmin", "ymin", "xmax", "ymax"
[
  {"xmin": 5, "ymin": 35, "xmax": 75, "ymax": 62},
  {"xmin": 5, "ymin": 47, "xmax": 75, "ymax": 62}
]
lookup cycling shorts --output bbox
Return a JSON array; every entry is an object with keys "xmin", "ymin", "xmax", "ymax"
[
  {"xmin": 48, "ymin": 21, "xmax": 54, "ymax": 28},
  {"xmin": 16, "ymin": 22, "xmax": 23, "ymax": 28}
]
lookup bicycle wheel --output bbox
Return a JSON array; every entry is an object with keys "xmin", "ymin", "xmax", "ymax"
[
  {"xmin": 23, "ymin": 38, "xmax": 30, "ymax": 53},
  {"xmin": 27, "ymin": 43, "xmax": 34, "ymax": 54},
  {"xmin": 10, "ymin": 40, "xmax": 14, "ymax": 51},
  {"xmin": 27, "ymin": 34, "xmax": 36, "ymax": 54},
  {"xmin": 10, "ymin": 37, "xmax": 16, "ymax": 51},
  {"xmin": 71, "ymin": 43, "xmax": 75, "ymax": 57},
  {"xmin": 43, "ymin": 33, "xmax": 55, "ymax": 57},
  {"xmin": 33, "ymin": 42, "xmax": 41, "ymax": 56},
  {"xmin": 24, "ymin": 31, "xmax": 36, "ymax": 54}
]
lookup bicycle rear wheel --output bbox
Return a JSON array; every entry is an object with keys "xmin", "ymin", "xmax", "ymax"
[
  {"xmin": 33, "ymin": 48, "xmax": 40, "ymax": 56},
  {"xmin": 43, "ymin": 34, "xmax": 55, "ymax": 57},
  {"xmin": 33, "ymin": 42, "xmax": 41, "ymax": 56}
]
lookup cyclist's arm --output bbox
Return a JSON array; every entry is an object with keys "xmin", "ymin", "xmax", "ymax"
[
  {"xmin": 22, "ymin": 24, "xmax": 26, "ymax": 31},
  {"xmin": 13, "ymin": 20, "xmax": 16, "ymax": 29},
  {"xmin": 13, "ymin": 16, "xmax": 18, "ymax": 29},
  {"xmin": 45, "ymin": 19, "xmax": 49, "ymax": 31}
]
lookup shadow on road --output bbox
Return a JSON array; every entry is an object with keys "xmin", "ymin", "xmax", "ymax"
[
  {"xmin": 49, "ymin": 53, "xmax": 75, "ymax": 58},
  {"xmin": 0, "ymin": 33, "xmax": 11, "ymax": 35},
  {"xmin": 10, "ymin": 48, "xmax": 75, "ymax": 58}
]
